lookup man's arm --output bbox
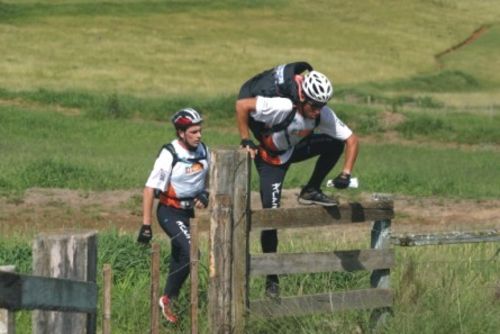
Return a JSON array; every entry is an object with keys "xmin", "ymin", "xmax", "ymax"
[
  {"xmin": 142, "ymin": 186, "xmax": 155, "ymax": 226},
  {"xmin": 342, "ymin": 133, "xmax": 359, "ymax": 175},
  {"xmin": 235, "ymin": 97, "xmax": 258, "ymax": 158},
  {"xmin": 137, "ymin": 186, "xmax": 155, "ymax": 244}
]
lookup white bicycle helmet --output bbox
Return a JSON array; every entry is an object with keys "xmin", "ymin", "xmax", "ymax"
[
  {"xmin": 302, "ymin": 70, "xmax": 333, "ymax": 105},
  {"xmin": 171, "ymin": 108, "xmax": 203, "ymax": 129}
]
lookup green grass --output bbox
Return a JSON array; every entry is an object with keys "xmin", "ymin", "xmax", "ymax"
[
  {"xmin": 1, "ymin": 91, "xmax": 499, "ymax": 199},
  {"xmin": 395, "ymin": 110, "xmax": 500, "ymax": 145}
]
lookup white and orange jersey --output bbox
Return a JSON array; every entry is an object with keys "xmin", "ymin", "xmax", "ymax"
[
  {"xmin": 145, "ymin": 139, "xmax": 210, "ymax": 209},
  {"xmin": 251, "ymin": 96, "xmax": 353, "ymax": 165}
]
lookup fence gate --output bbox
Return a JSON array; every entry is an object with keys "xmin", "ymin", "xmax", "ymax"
[{"xmin": 208, "ymin": 149, "xmax": 394, "ymax": 333}]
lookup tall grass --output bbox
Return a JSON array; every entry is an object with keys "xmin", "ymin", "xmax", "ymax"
[
  {"xmin": 1, "ymin": 232, "xmax": 498, "ymax": 333},
  {"xmin": 388, "ymin": 243, "xmax": 500, "ymax": 334}
]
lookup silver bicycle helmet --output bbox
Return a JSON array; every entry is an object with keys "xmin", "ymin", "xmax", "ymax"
[
  {"xmin": 171, "ymin": 108, "xmax": 203, "ymax": 129},
  {"xmin": 302, "ymin": 70, "xmax": 333, "ymax": 105}
]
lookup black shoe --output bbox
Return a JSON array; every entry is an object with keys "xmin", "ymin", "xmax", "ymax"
[
  {"xmin": 298, "ymin": 187, "xmax": 338, "ymax": 207},
  {"xmin": 265, "ymin": 281, "xmax": 280, "ymax": 301}
]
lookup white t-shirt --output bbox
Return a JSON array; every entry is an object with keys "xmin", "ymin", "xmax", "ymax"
[
  {"xmin": 145, "ymin": 139, "xmax": 210, "ymax": 208},
  {"xmin": 251, "ymin": 96, "xmax": 352, "ymax": 164}
]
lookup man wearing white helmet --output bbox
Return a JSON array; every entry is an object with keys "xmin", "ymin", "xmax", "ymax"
[
  {"xmin": 236, "ymin": 62, "xmax": 359, "ymax": 298},
  {"xmin": 138, "ymin": 108, "xmax": 210, "ymax": 324}
]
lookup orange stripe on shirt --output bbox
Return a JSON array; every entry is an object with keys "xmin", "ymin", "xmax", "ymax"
[
  {"xmin": 159, "ymin": 184, "xmax": 182, "ymax": 209},
  {"xmin": 258, "ymin": 146, "xmax": 282, "ymax": 166}
]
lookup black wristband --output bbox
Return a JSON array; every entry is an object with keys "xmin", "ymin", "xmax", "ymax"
[
  {"xmin": 240, "ymin": 139, "xmax": 258, "ymax": 150},
  {"xmin": 195, "ymin": 191, "xmax": 209, "ymax": 208}
]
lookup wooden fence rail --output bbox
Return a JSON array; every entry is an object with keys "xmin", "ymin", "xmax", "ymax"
[
  {"xmin": 0, "ymin": 272, "xmax": 97, "ymax": 313},
  {"xmin": 250, "ymin": 249, "xmax": 395, "ymax": 276},
  {"xmin": 392, "ymin": 229, "xmax": 500, "ymax": 246},
  {"xmin": 250, "ymin": 288, "xmax": 393, "ymax": 318},
  {"xmin": 252, "ymin": 203, "xmax": 394, "ymax": 229}
]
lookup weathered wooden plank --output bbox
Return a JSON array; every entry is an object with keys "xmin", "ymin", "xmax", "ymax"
[
  {"xmin": 150, "ymin": 243, "xmax": 160, "ymax": 334},
  {"xmin": 32, "ymin": 230, "xmax": 97, "ymax": 334},
  {"xmin": 392, "ymin": 230, "xmax": 500, "ymax": 246},
  {"xmin": 250, "ymin": 288, "xmax": 393, "ymax": 318},
  {"xmin": 208, "ymin": 149, "xmax": 251, "ymax": 334},
  {"xmin": 251, "ymin": 205, "xmax": 394, "ymax": 230},
  {"xmin": 250, "ymin": 249, "xmax": 395, "ymax": 276},
  {"xmin": 102, "ymin": 264, "xmax": 112, "ymax": 334},
  {"xmin": 190, "ymin": 219, "xmax": 199, "ymax": 334},
  {"xmin": 231, "ymin": 152, "xmax": 251, "ymax": 334},
  {"xmin": 208, "ymin": 195, "xmax": 233, "ymax": 333},
  {"xmin": 196, "ymin": 195, "xmax": 393, "ymax": 232},
  {"xmin": 0, "ymin": 272, "xmax": 97, "ymax": 312}
]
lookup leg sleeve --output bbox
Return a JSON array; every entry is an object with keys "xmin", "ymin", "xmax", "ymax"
[{"xmin": 157, "ymin": 205, "xmax": 191, "ymax": 299}]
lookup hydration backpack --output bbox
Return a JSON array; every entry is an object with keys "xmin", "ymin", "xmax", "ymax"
[{"xmin": 153, "ymin": 142, "xmax": 208, "ymax": 198}]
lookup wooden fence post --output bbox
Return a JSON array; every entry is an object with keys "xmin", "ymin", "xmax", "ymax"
[
  {"xmin": 32, "ymin": 230, "xmax": 97, "ymax": 334},
  {"xmin": 150, "ymin": 243, "xmax": 160, "ymax": 334},
  {"xmin": 102, "ymin": 264, "xmax": 112, "ymax": 334},
  {"xmin": 0, "ymin": 266, "xmax": 15, "ymax": 334},
  {"xmin": 208, "ymin": 149, "xmax": 251, "ymax": 334},
  {"xmin": 369, "ymin": 194, "xmax": 393, "ymax": 331},
  {"xmin": 190, "ymin": 218, "xmax": 199, "ymax": 334}
]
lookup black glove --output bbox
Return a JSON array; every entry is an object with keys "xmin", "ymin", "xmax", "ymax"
[
  {"xmin": 333, "ymin": 172, "xmax": 351, "ymax": 189},
  {"xmin": 195, "ymin": 191, "xmax": 209, "ymax": 208},
  {"xmin": 137, "ymin": 224, "xmax": 152, "ymax": 244},
  {"xmin": 240, "ymin": 139, "xmax": 258, "ymax": 150}
]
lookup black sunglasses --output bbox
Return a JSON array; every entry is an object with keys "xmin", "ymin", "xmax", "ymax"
[{"xmin": 306, "ymin": 99, "xmax": 326, "ymax": 109}]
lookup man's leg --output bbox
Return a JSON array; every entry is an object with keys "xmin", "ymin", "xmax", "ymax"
[
  {"xmin": 255, "ymin": 156, "xmax": 288, "ymax": 296},
  {"xmin": 292, "ymin": 134, "xmax": 344, "ymax": 205},
  {"xmin": 156, "ymin": 205, "xmax": 191, "ymax": 323}
]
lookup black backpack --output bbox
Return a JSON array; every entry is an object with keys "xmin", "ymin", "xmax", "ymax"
[
  {"xmin": 238, "ymin": 62, "xmax": 318, "ymax": 148},
  {"xmin": 238, "ymin": 61, "xmax": 313, "ymax": 103}
]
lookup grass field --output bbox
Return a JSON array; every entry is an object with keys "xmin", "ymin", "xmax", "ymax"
[
  {"xmin": 1, "ymin": 0, "xmax": 499, "ymax": 333},
  {"xmin": 1, "ymin": 0, "xmax": 500, "ymax": 97}
]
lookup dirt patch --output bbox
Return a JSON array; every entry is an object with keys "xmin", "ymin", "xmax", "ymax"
[
  {"xmin": 435, "ymin": 25, "xmax": 490, "ymax": 60},
  {"xmin": 1, "ymin": 188, "xmax": 499, "ymax": 239}
]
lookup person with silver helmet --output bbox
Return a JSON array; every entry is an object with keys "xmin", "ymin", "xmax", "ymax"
[
  {"xmin": 138, "ymin": 107, "xmax": 210, "ymax": 324},
  {"xmin": 236, "ymin": 62, "xmax": 359, "ymax": 298}
]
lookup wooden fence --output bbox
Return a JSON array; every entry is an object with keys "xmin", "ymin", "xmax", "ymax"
[{"xmin": 207, "ymin": 149, "xmax": 395, "ymax": 333}]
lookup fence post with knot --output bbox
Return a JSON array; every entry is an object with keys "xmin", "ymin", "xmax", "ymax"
[{"xmin": 208, "ymin": 149, "xmax": 251, "ymax": 334}]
